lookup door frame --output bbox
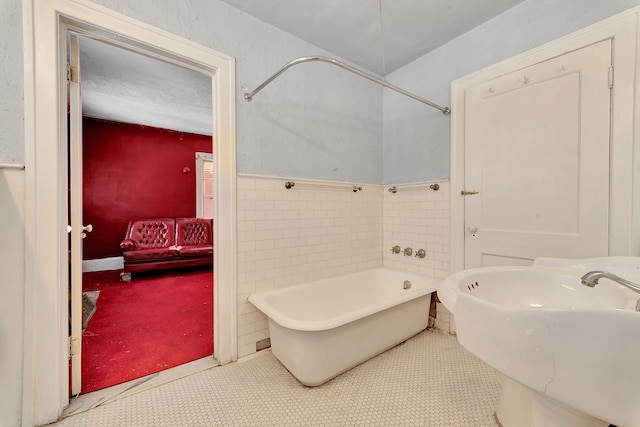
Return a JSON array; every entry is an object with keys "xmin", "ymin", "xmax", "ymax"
[
  {"xmin": 22, "ymin": 1, "xmax": 237, "ymax": 425},
  {"xmin": 450, "ymin": 8, "xmax": 640, "ymax": 273}
]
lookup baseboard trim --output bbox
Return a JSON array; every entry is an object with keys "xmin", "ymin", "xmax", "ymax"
[{"xmin": 82, "ymin": 257, "xmax": 124, "ymax": 273}]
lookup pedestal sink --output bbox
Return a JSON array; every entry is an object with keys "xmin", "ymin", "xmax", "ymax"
[{"xmin": 437, "ymin": 257, "xmax": 640, "ymax": 427}]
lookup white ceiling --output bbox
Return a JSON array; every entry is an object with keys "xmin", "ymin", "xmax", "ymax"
[
  {"xmin": 219, "ymin": 0, "xmax": 527, "ymax": 75},
  {"xmin": 79, "ymin": 36, "xmax": 213, "ymax": 136},
  {"xmin": 79, "ymin": 0, "xmax": 527, "ymax": 135}
]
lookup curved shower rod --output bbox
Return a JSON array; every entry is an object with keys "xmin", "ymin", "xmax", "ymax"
[{"xmin": 243, "ymin": 56, "xmax": 451, "ymax": 115}]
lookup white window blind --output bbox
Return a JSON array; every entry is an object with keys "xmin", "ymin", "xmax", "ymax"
[{"xmin": 195, "ymin": 152, "xmax": 214, "ymax": 218}]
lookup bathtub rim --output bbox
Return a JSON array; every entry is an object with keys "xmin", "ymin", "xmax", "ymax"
[{"xmin": 248, "ymin": 267, "xmax": 440, "ymax": 332}]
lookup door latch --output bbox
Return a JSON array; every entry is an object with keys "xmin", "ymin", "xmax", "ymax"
[{"xmin": 460, "ymin": 190, "xmax": 479, "ymax": 196}]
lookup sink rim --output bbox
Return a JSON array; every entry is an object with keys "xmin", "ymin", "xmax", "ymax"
[{"xmin": 438, "ymin": 265, "xmax": 638, "ymax": 313}]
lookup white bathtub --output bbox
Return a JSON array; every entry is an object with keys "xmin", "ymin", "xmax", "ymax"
[{"xmin": 248, "ymin": 267, "xmax": 441, "ymax": 386}]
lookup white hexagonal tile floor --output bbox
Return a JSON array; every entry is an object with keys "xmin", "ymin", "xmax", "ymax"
[{"xmin": 51, "ymin": 329, "xmax": 502, "ymax": 426}]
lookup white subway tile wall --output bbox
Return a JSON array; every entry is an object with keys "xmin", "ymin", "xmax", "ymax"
[
  {"xmin": 383, "ymin": 180, "xmax": 453, "ymax": 334},
  {"xmin": 383, "ymin": 181, "xmax": 451, "ymax": 278},
  {"xmin": 236, "ymin": 176, "xmax": 384, "ymax": 357},
  {"xmin": 237, "ymin": 177, "xmax": 453, "ymax": 356}
]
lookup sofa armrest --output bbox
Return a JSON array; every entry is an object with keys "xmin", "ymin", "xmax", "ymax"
[{"xmin": 120, "ymin": 238, "xmax": 137, "ymax": 251}]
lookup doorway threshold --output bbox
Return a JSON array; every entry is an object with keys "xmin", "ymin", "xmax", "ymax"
[{"xmin": 63, "ymin": 356, "xmax": 219, "ymax": 418}]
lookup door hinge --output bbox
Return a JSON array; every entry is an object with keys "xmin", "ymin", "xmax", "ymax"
[
  {"xmin": 67, "ymin": 64, "xmax": 78, "ymax": 83},
  {"xmin": 69, "ymin": 336, "xmax": 81, "ymax": 357},
  {"xmin": 608, "ymin": 66, "xmax": 614, "ymax": 89}
]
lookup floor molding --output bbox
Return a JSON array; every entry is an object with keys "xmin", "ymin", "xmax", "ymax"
[{"xmin": 82, "ymin": 257, "xmax": 123, "ymax": 273}]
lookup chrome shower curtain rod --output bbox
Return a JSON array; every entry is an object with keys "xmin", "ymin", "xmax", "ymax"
[{"xmin": 244, "ymin": 56, "xmax": 451, "ymax": 115}]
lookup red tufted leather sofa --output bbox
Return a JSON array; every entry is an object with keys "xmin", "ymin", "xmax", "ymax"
[{"xmin": 119, "ymin": 218, "xmax": 213, "ymax": 281}]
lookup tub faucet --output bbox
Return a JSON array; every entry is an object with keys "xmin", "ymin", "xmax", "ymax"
[{"xmin": 581, "ymin": 270, "xmax": 640, "ymax": 311}]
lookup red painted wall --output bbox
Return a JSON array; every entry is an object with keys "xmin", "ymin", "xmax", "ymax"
[{"xmin": 83, "ymin": 118, "xmax": 212, "ymax": 260}]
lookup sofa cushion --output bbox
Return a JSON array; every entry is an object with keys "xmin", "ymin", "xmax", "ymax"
[
  {"xmin": 176, "ymin": 218, "xmax": 213, "ymax": 246},
  {"xmin": 123, "ymin": 247, "xmax": 180, "ymax": 261},
  {"xmin": 178, "ymin": 245, "xmax": 213, "ymax": 257},
  {"xmin": 127, "ymin": 218, "xmax": 176, "ymax": 248}
]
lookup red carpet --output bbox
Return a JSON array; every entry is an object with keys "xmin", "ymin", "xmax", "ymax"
[{"xmin": 81, "ymin": 268, "xmax": 213, "ymax": 393}]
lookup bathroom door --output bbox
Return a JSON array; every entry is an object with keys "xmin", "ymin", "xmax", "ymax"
[
  {"xmin": 463, "ymin": 39, "xmax": 612, "ymax": 268},
  {"xmin": 69, "ymin": 34, "xmax": 89, "ymax": 395}
]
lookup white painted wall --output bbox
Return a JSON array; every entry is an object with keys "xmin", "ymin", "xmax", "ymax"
[
  {"xmin": 2, "ymin": 0, "xmax": 383, "ymax": 182},
  {"xmin": 383, "ymin": 0, "xmax": 640, "ymax": 184},
  {"xmin": 0, "ymin": 0, "xmax": 23, "ymax": 164},
  {"xmin": 87, "ymin": 0, "xmax": 383, "ymax": 184},
  {"xmin": 0, "ymin": 1, "xmax": 25, "ymax": 425}
]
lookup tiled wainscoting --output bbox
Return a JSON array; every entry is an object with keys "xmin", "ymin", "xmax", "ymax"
[
  {"xmin": 382, "ymin": 180, "xmax": 455, "ymax": 335},
  {"xmin": 382, "ymin": 181, "xmax": 450, "ymax": 278},
  {"xmin": 237, "ymin": 176, "xmax": 454, "ymax": 357},
  {"xmin": 236, "ymin": 176, "xmax": 384, "ymax": 356}
]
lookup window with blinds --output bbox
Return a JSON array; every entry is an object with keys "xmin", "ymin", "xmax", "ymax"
[{"xmin": 196, "ymin": 152, "xmax": 214, "ymax": 218}]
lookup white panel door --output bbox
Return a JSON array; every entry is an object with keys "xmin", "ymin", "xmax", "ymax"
[
  {"xmin": 464, "ymin": 40, "xmax": 612, "ymax": 268},
  {"xmin": 69, "ymin": 34, "xmax": 86, "ymax": 395}
]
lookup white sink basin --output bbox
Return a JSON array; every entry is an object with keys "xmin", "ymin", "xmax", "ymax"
[
  {"xmin": 438, "ymin": 257, "xmax": 640, "ymax": 427},
  {"xmin": 439, "ymin": 267, "xmax": 633, "ymax": 309}
]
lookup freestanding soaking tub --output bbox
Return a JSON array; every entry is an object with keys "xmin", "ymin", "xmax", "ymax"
[{"xmin": 248, "ymin": 267, "xmax": 441, "ymax": 386}]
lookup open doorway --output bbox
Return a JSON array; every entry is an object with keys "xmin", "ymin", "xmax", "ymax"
[
  {"xmin": 70, "ymin": 35, "xmax": 216, "ymax": 394},
  {"xmin": 25, "ymin": 2, "xmax": 237, "ymax": 422}
]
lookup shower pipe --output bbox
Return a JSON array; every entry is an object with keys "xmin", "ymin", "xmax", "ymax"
[{"xmin": 244, "ymin": 56, "xmax": 451, "ymax": 115}]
